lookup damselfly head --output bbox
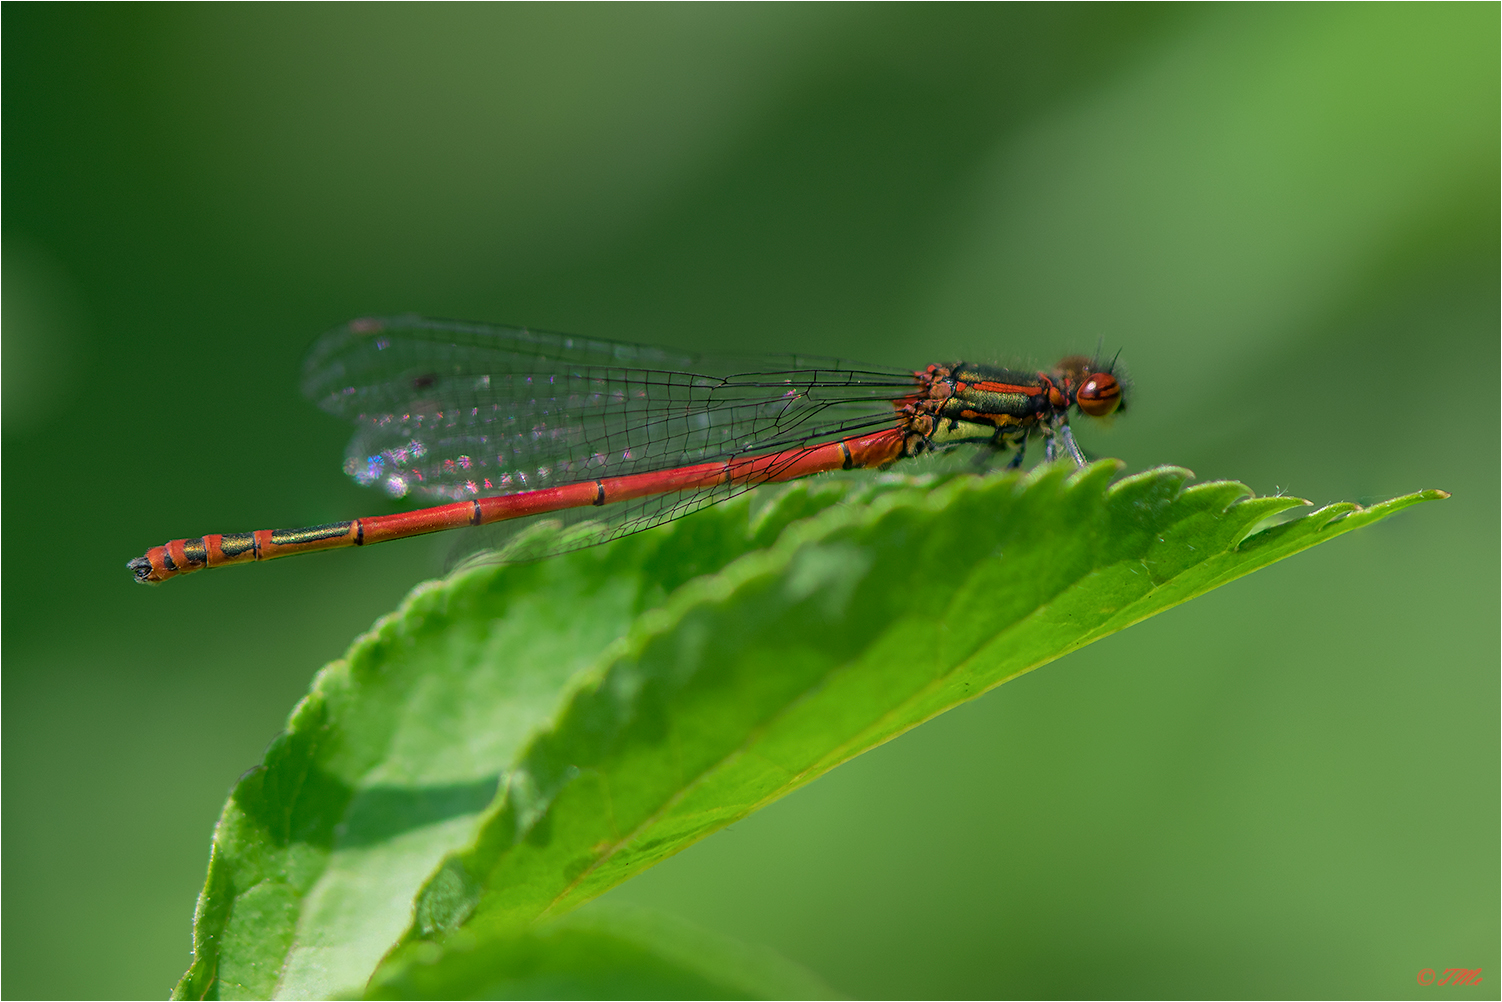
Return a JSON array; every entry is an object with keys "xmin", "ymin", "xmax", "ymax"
[{"xmin": 1052, "ymin": 353, "xmax": 1127, "ymax": 419}]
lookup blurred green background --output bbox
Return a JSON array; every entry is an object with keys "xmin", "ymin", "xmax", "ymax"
[{"xmin": 3, "ymin": 4, "xmax": 1496, "ymax": 998}]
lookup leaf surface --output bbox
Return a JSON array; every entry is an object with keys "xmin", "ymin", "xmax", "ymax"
[
  {"xmin": 362, "ymin": 901, "xmax": 835, "ymax": 1000},
  {"xmin": 172, "ymin": 477, "xmax": 904, "ymax": 1000},
  {"xmin": 171, "ymin": 465, "xmax": 1445, "ymax": 999}
]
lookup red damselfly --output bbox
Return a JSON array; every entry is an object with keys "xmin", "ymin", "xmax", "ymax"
[{"xmin": 129, "ymin": 315, "xmax": 1126, "ymax": 583}]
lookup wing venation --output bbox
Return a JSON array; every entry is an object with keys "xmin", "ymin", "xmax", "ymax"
[{"xmin": 302, "ymin": 315, "xmax": 916, "ymax": 501}]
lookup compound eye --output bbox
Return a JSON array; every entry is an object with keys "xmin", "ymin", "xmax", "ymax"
[{"xmin": 1076, "ymin": 373, "xmax": 1122, "ymax": 417}]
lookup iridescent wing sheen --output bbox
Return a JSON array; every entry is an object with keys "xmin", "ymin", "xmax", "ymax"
[
  {"xmin": 447, "ymin": 453, "xmax": 818, "ymax": 570},
  {"xmin": 301, "ymin": 314, "xmax": 916, "ymax": 502}
]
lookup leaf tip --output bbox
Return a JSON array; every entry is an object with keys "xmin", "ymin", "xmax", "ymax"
[{"xmin": 1354, "ymin": 488, "xmax": 1450, "ymax": 518}]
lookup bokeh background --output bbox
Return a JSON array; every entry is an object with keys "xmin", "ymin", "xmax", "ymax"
[{"xmin": 4, "ymin": 5, "xmax": 1496, "ymax": 998}]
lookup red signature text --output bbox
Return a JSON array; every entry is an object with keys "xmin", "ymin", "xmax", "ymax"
[{"xmin": 1417, "ymin": 968, "xmax": 1483, "ymax": 986}]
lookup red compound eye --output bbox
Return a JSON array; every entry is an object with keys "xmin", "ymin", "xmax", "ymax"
[{"xmin": 1076, "ymin": 373, "xmax": 1122, "ymax": 417}]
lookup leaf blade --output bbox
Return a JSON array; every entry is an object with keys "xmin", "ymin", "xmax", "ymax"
[
  {"xmin": 172, "ymin": 486, "xmax": 865, "ymax": 1000},
  {"xmin": 384, "ymin": 469, "xmax": 1444, "ymax": 962},
  {"xmin": 363, "ymin": 902, "xmax": 837, "ymax": 1000},
  {"xmin": 174, "ymin": 467, "xmax": 1445, "ymax": 999}
]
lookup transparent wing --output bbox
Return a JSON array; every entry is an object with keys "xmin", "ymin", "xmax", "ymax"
[
  {"xmin": 447, "ymin": 440, "xmax": 872, "ymax": 568},
  {"xmin": 439, "ymin": 435, "xmax": 991, "ymax": 568},
  {"xmin": 301, "ymin": 315, "xmax": 916, "ymax": 502},
  {"xmin": 448, "ymin": 456, "xmax": 800, "ymax": 568}
]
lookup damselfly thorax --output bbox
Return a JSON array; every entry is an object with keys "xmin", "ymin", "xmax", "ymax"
[{"xmin": 898, "ymin": 358, "xmax": 1125, "ymax": 463}]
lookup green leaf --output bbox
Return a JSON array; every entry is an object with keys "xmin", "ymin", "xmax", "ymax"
[
  {"xmin": 361, "ymin": 901, "xmax": 836, "ymax": 1000},
  {"xmin": 172, "ymin": 476, "xmax": 910, "ymax": 1000},
  {"xmin": 173, "ymin": 464, "xmax": 1445, "ymax": 999}
]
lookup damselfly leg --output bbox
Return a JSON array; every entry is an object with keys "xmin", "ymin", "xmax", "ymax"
[{"xmin": 1045, "ymin": 419, "xmax": 1089, "ymax": 467}]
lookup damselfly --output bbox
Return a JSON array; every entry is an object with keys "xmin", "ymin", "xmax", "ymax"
[{"xmin": 129, "ymin": 315, "xmax": 1126, "ymax": 583}]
